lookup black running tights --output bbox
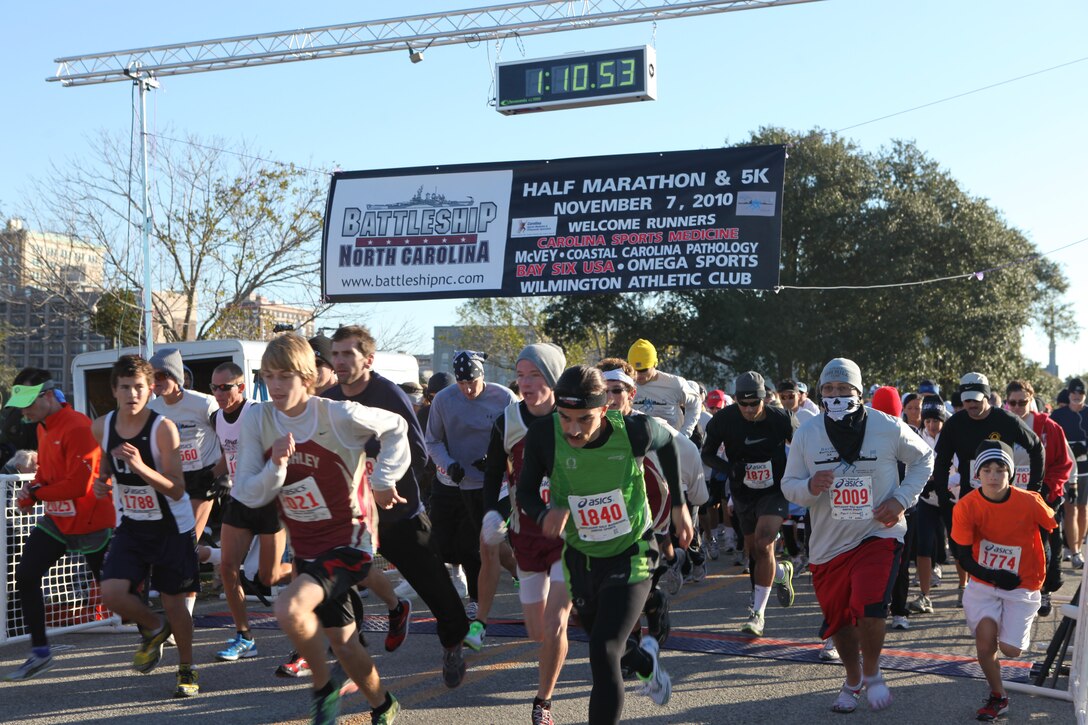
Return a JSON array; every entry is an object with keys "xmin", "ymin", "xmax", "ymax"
[
  {"xmin": 16, "ymin": 527, "xmax": 106, "ymax": 647},
  {"xmin": 579, "ymin": 576, "xmax": 654, "ymax": 725}
]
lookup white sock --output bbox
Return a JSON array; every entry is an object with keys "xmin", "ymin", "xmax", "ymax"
[
  {"xmin": 752, "ymin": 585, "xmax": 772, "ymax": 616},
  {"xmin": 207, "ymin": 547, "xmax": 222, "ymax": 567},
  {"xmin": 185, "ymin": 594, "xmax": 196, "ymax": 615}
]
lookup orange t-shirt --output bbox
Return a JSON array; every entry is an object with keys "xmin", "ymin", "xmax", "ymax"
[{"xmin": 952, "ymin": 486, "xmax": 1057, "ymax": 591}]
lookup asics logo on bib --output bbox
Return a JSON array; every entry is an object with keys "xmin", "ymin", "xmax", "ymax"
[{"xmin": 578, "ymin": 494, "xmax": 615, "ymax": 509}]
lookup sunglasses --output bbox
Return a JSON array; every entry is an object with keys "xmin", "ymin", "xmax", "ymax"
[
  {"xmin": 1006, "ymin": 399, "xmax": 1029, "ymax": 408},
  {"xmin": 738, "ymin": 400, "xmax": 761, "ymax": 408},
  {"xmin": 210, "ymin": 383, "xmax": 241, "ymax": 393},
  {"xmin": 607, "ymin": 387, "xmax": 627, "ymax": 395}
]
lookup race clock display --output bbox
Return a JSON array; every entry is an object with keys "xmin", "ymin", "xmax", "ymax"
[{"xmin": 496, "ymin": 45, "xmax": 656, "ymax": 115}]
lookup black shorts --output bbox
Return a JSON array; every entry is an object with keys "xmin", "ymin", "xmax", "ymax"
[
  {"xmin": 221, "ymin": 496, "xmax": 282, "ymax": 536},
  {"xmin": 563, "ymin": 530, "xmax": 658, "ymax": 612},
  {"xmin": 297, "ymin": 546, "xmax": 373, "ymax": 629},
  {"xmin": 734, "ymin": 489, "xmax": 790, "ymax": 536},
  {"xmin": 102, "ymin": 525, "xmax": 200, "ymax": 595},
  {"xmin": 184, "ymin": 465, "xmax": 219, "ymax": 501}
]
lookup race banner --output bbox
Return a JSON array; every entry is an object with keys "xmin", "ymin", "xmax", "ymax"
[{"xmin": 322, "ymin": 145, "xmax": 785, "ymax": 302}]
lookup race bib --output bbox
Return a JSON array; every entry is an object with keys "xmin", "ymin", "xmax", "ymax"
[
  {"xmin": 1012, "ymin": 466, "xmax": 1030, "ymax": 489},
  {"xmin": 830, "ymin": 476, "xmax": 873, "ymax": 521},
  {"xmin": 968, "ymin": 459, "xmax": 981, "ymax": 489},
  {"xmin": 568, "ymin": 488, "xmax": 631, "ymax": 542},
  {"xmin": 44, "ymin": 499, "xmax": 76, "ymax": 517},
  {"xmin": 118, "ymin": 484, "xmax": 163, "ymax": 521},
  {"xmin": 279, "ymin": 476, "xmax": 332, "ymax": 522},
  {"xmin": 540, "ymin": 477, "xmax": 551, "ymax": 505},
  {"xmin": 744, "ymin": 461, "xmax": 774, "ymax": 489},
  {"xmin": 227, "ymin": 453, "xmax": 239, "ymax": 477},
  {"xmin": 979, "ymin": 539, "xmax": 1021, "ymax": 573},
  {"xmin": 498, "ymin": 478, "xmax": 509, "ymax": 502},
  {"xmin": 179, "ymin": 439, "xmax": 201, "ymax": 472}
]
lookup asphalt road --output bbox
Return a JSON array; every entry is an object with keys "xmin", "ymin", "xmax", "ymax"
[{"xmin": 1, "ymin": 554, "xmax": 1082, "ymax": 724}]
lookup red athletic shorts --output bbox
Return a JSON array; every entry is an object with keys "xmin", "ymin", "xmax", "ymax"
[{"xmin": 809, "ymin": 536, "xmax": 902, "ymax": 639}]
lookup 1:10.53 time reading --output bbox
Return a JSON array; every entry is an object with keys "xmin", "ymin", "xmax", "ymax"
[{"xmin": 526, "ymin": 57, "xmax": 637, "ymax": 96}]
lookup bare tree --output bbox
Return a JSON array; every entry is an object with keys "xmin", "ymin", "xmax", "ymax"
[{"xmin": 29, "ymin": 131, "xmax": 330, "ymax": 341}]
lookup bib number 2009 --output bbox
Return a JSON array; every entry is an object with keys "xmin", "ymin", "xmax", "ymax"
[{"xmin": 830, "ymin": 476, "xmax": 873, "ymax": 521}]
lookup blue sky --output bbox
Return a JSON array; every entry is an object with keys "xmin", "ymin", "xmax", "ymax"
[{"xmin": 3, "ymin": 1, "xmax": 1086, "ymax": 374}]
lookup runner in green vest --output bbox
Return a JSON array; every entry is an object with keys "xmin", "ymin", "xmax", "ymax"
[{"xmin": 517, "ymin": 365, "xmax": 693, "ymax": 725}]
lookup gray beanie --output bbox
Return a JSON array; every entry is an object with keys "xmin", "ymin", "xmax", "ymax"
[
  {"xmin": 819, "ymin": 357, "xmax": 863, "ymax": 395},
  {"xmin": 517, "ymin": 343, "xmax": 566, "ymax": 390},
  {"xmin": 149, "ymin": 347, "xmax": 184, "ymax": 385}
]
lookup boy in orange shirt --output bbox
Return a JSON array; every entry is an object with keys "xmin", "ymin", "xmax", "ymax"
[{"xmin": 952, "ymin": 440, "xmax": 1057, "ymax": 722}]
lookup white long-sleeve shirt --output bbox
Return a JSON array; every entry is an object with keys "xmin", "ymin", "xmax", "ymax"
[
  {"xmin": 781, "ymin": 409, "xmax": 933, "ymax": 564},
  {"xmin": 632, "ymin": 370, "xmax": 700, "ymax": 437},
  {"xmin": 232, "ymin": 396, "xmax": 409, "ymax": 509}
]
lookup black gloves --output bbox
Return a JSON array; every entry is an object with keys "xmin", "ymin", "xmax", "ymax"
[
  {"xmin": 208, "ymin": 474, "xmax": 232, "ymax": 499},
  {"xmin": 990, "ymin": 569, "xmax": 1022, "ymax": 591},
  {"xmin": 447, "ymin": 462, "xmax": 466, "ymax": 484},
  {"xmin": 471, "ymin": 457, "xmax": 487, "ymax": 472}
]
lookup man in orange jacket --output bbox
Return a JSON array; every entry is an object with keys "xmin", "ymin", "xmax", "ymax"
[{"xmin": 3, "ymin": 368, "xmax": 115, "ymax": 681}]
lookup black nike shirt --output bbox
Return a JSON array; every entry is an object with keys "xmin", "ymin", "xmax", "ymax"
[{"xmin": 702, "ymin": 404, "xmax": 797, "ymax": 500}]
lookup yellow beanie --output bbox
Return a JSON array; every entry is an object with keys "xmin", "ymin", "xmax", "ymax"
[{"xmin": 627, "ymin": 339, "xmax": 658, "ymax": 371}]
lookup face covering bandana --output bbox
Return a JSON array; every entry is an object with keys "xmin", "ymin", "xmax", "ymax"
[{"xmin": 822, "ymin": 395, "xmax": 861, "ymax": 421}]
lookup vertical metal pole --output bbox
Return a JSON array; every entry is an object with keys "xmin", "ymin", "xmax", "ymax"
[{"xmin": 136, "ymin": 72, "xmax": 154, "ymax": 359}]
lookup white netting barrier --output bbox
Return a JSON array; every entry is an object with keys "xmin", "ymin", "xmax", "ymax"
[{"xmin": 2, "ymin": 474, "xmax": 120, "ymax": 645}]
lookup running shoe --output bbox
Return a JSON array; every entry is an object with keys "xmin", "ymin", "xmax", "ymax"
[
  {"xmin": 531, "ymin": 701, "xmax": 554, "ymax": 725},
  {"xmin": 818, "ymin": 638, "xmax": 840, "ymax": 662},
  {"xmin": 310, "ymin": 679, "xmax": 342, "ymax": 725},
  {"xmin": 660, "ymin": 558, "xmax": 684, "ymax": 597},
  {"xmin": 276, "ymin": 651, "xmax": 312, "ymax": 678},
  {"xmin": 372, "ymin": 694, "xmax": 401, "ymax": 724},
  {"xmin": 464, "ymin": 600, "xmax": 478, "ymax": 620},
  {"xmin": 385, "ymin": 599, "xmax": 412, "ymax": 652},
  {"xmin": 3, "ymin": 652, "xmax": 54, "ymax": 681},
  {"xmin": 442, "ymin": 643, "xmax": 466, "ymax": 688},
  {"xmin": 331, "ymin": 662, "xmax": 359, "ymax": 697},
  {"xmin": 957, "ymin": 587, "xmax": 965, "ymax": 608},
  {"xmin": 891, "ymin": 615, "xmax": 910, "ymax": 630},
  {"xmin": 1073, "ymin": 552, "xmax": 1085, "ymax": 570},
  {"xmin": 976, "ymin": 691, "xmax": 1009, "ymax": 721},
  {"xmin": 932, "ymin": 564, "xmax": 943, "ymax": 585},
  {"xmin": 449, "ymin": 565, "xmax": 469, "ymax": 599},
  {"xmin": 216, "ymin": 633, "xmax": 258, "ymax": 661},
  {"xmin": 740, "ymin": 612, "xmax": 764, "ymax": 637},
  {"xmin": 830, "ymin": 681, "xmax": 862, "ymax": 713},
  {"xmin": 174, "ymin": 666, "xmax": 199, "ymax": 697},
  {"xmin": 393, "ymin": 578, "xmax": 418, "ymax": 600},
  {"xmin": 907, "ymin": 594, "xmax": 933, "ymax": 614},
  {"xmin": 635, "ymin": 635, "xmax": 671, "ymax": 706},
  {"xmin": 1038, "ymin": 592, "xmax": 1053, "ymax": 617},
  {"xmin": 686, "ymin": 561, "xmax": 707, "ymax": 584},
  {"xmin": 721, "ymin": 527, "xmax": 736, "ymax": 553},
  {"xmin": 463, "ymin": 620, "xmax": 486, "ymax": 652},
  {"xmin": 133, "ymin": 619, "xmax": 173, "ymax": 673},
  {"xmin": 707, "ymin": 536, "xmax": 720, "ymax": 561},
  {"xmin": 646, "ymin": 588, "xmax": 671, "ymax": 646},
  {"xmin": 774, "ymin": 559, "xmax": 795, "ymax": 607}
]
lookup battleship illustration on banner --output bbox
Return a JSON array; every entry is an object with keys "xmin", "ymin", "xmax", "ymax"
[{"xmin": 367, "ymin": 186, "xmax": 475, "ymax": 210}]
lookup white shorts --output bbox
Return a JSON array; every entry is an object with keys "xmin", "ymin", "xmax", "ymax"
[
  {"xmin": 516, "ymin": 559, "xmax": 566, "ymax": 605},
  {"xmin": 962, "ymin": 581, "xmax": 1040, "ymax": 651}
]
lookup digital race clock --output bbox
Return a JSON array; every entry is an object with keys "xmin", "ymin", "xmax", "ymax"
[{"xmin": 496, "ymin": 45, "xmax": 656, "ymax": 115}]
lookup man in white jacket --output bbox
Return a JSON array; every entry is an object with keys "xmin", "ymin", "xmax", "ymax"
[{"xmin": 782, "ymin": 358, "xmax": 933, "ymax": 715}]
